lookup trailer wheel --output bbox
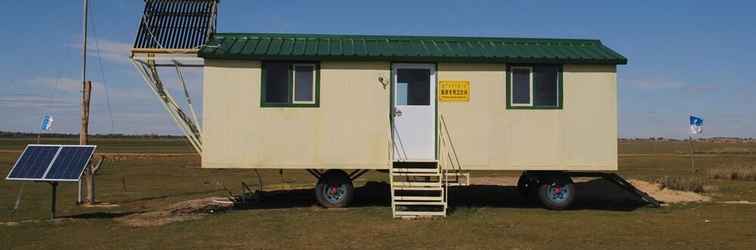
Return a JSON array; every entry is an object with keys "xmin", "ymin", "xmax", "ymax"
[
  {"xmin": 315, "ymin": 170, "xmax": 354, "ymax": 208},
  {"xmin": 537, "ymin": 175, "xmax": 575, "ymax": 210}
]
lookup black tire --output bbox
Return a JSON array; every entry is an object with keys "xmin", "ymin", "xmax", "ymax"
[
  {"xmin": 314, "ymin": 170, "xmax": 354, "ymax": 208},
  {"xmin": 536, "ymin": 175, "xmax": 575, "ymax": 210}
]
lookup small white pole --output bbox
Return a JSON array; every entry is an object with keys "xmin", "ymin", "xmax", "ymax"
[
  {"xmin": 77, "ymin": 179, "xmax": 83, "ymax": 204},
  {"xmin": 688, "ymin": 135, "xmax": 695, "ymax": 172}
]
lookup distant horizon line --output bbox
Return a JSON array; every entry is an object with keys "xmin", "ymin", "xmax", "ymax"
[{"xmin": 0, "ymin": 130, "xmax": 753, "ymax": 140}]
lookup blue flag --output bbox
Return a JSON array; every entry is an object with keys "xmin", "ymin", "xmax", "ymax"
[
  {"xmin": 40, "ymin": 115, "xmax": 54, "ymax": 131},
  {"xmin": 689, "ymin": 115, "xmax": 703, "ymax": 134}
]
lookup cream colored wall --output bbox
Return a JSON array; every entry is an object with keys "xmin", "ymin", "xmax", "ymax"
[
  {"xmin": 203, "ymin": 60, "xmax": 617, "ymax": 171},
  {"xmin": 438, "ymin": 64, "xmax": 617, "ymax": 171},
  {"xmin": 202, "ymin": 60, "xmax": 392, "ymax": 169}
]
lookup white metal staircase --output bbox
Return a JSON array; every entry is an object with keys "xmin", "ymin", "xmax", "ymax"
[
  {"xmin": 389, "ymin": 114, "xmax": 470, "ymax": 218},
  {"xmin": 390, "ymin": 161, "xmax": 446, "ymax": 218}
]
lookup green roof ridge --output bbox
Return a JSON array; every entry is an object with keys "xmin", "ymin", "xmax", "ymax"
[
  {"xmin": 212, "ymin": 32, "xmax": 603, "ymax": 45},
  {"xmin": 200, "ymin": 32, "xmax": 627, "ymax": 65}
]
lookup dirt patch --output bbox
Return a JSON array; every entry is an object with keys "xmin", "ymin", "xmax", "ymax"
[
  {"xmin": 470, "ymin": 176, "xmax": 711, "ymax": 204},
  {"xmin": 719, "ymin": 200, "xmax": 756, "ymax": 205},
  {"xmin": 116, "ymin": 197, "xmax": 233, "ymax": 227},
  {"xmin": 629, "ymin": 179, "xmax": 710, "ymax": 203},
  {"xmin": 81, "ymin": 202, "xmax": 120, "ymax": 208}
]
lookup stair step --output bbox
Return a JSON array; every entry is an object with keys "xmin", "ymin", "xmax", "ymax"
[
  {"xmin": 444, "ymin": 172, "xmax": 470, "ymax": 177},
  {"xmin": 394, "ymin": 201, "xmax": 446, "ymax": 206},
  {"xmin": 393, "ymin": 159, "xmax": 438, "ymax": 163},
  {"xmin": 393, "ymin": 196, "xmax": 443, "ymax": 201},
  {"xmin": 391, "ymin": 172, "xmax": 441, "ymax": 177},
  {"xmin": 393, "ymin": 186, "xmax": 443, "ymax": 191},
  {"xmin": 392, "ymin": 168, "xmax": 439, "ymax": 173},
  {"xmin": 394, "ymin": 211, "xmax": 446, "ymax": 217},
  {"xmin": 392, "ymin": 182, "xmax": 442, "ymax": 187}
]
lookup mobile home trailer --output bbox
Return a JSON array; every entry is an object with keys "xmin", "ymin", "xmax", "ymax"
[{"xmin": 131, "ymin": 0, "xmax": 637, "ymax": 218}]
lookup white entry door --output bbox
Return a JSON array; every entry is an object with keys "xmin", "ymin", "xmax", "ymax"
[{"xmin": 392, "ymin": 64, "xmax": 436, "ymax": 161}]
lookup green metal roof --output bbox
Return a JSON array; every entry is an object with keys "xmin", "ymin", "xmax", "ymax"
[{"xmin": 198, "ymin": 33, "xmax": 627, "ymax": 65}]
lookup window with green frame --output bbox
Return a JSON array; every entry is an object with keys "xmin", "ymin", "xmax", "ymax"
[
  {"xmin": 506, "ymin": 65, "xmax": 563, "ymax": 109},
  {"xmin": 261, "ymin": 62, "xmax": 320, "ymax": 107}
]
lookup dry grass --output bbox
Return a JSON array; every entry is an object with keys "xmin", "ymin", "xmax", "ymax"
[
  {"xmin": 652, "ymin": 176, "xmax": 708, "ymax": 193},
  {"xmin": 707, "ymin": 165, "xmax": 756, "ymax": 181},
  {"xmin": 5, "ymin": 139, "xmax": 756, "ymax": 249}
]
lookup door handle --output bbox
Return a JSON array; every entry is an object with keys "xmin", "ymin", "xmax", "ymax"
[{"xmin": 394, "ymin": 108, "xmax": 403, "ymax": 117}]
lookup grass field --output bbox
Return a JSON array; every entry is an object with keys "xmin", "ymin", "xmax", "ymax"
[{"xmin": 2, "ymin": 137, "xmax": 756, "ymax": 249}]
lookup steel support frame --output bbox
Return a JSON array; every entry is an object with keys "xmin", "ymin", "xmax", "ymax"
[
  {"xmin": 306, "ymin": 169, "xmax": 323, "ymax": 179},
  {"xmin": 348, "ymin": 169, "xmax": 370, "ymax": 181},
  {"xmin": 130, "ymin": 57, "xmax": 203, "ymax": 153},
  {"xmin": 306, "ymin": 169, "xmax": 369, "ymax": 181},
  {"xmin": 49, "ymin": 181, "xmax": 58, "ymax": 219}
]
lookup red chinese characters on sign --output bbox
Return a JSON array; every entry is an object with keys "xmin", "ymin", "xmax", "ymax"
[{"xmin": 439, "ymin": 80, "xmax": 470, "ymax": 102}]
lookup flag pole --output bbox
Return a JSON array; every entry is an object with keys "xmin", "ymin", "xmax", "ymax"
[
  {"xmin": 688, "ymin": 135, "xmax": 695, "ymax": 172},
  {"xmin": 687, "ymin": 113, "xmax": 699, "ymax": 173},
  {"xmin": 36, "ymin": 115, "xmax": 43, "ymax": 144}
]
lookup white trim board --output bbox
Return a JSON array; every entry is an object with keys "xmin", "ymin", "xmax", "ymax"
[{"xmin": 510, "ymin": 66, "xmax": 534, "ymax": 107}]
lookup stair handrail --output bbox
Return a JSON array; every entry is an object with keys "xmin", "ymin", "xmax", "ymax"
[
  {"xmin": 438, "ymin": 117, "xmax": 448, "ymax": 206},
  {"xmin": 438, "ymin": 114, "xmax": 464, "ymax": 174},
  {"xmin": 391, "ymin": 121, "xmax": 409, "ymax": 162}
]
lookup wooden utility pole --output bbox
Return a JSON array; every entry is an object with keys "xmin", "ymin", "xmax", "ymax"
[
  {"xmin": 80, "ymin": 0, "xmax": 95, "ymax": 204},
  {"xmin": 80, "ymin": 81, "xmax": 91, "ymax": 145},
  {"xmin": 82, "ymin": 81, "xmax": 93, "ymax": 203}
]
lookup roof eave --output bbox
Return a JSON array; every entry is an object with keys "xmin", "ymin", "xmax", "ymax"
[{"xmin": 198, "ymin": 53, "xmax": 627, "ymax": 65}]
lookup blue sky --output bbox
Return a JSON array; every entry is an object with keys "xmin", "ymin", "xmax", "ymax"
[{"xmin": 0, "ymin": 0, "xmax": 754, "ymax": 138}]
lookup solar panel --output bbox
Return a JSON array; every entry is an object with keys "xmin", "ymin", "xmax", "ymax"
[
  {"xmin": 133, "ymin": 0, "xmax": 218, "ymax": 50},
  {"xmin": 6, "ymin": 146, "xmax": 59, "ymax": 180},
  {"xmin": 6, "ymin": 145, "xmax": 97, "ymax": 182},
  {"xmin": 44, "ymin": 147, "xmax": 96, "ymax": 181}
]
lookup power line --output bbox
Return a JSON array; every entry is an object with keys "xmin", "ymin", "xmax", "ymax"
[{"xmin": 89, "ymin": 0, "xmax": 116, "ymax": 133}]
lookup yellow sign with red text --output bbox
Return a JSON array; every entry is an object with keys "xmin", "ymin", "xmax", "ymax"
[{"xmin": 438, "ymin": 80, "xmax": 470, "ymax": 102}]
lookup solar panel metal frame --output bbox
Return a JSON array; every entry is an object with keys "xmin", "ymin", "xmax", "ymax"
[
  {"xmin": 5, "ymin": 144, "xmax": 97, "ymax": 182},
  {"xmin": 43, "ymin": 146, "xmax": 98, "ymax": 182},
  {"xmin": 132, "ymin": 0, "xmax": 219, "ymax": 51}
]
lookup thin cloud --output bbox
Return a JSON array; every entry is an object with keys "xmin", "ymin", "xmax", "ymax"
[
  {"xmin": 67, "ymin": 38, "xmax": 132, "ymax": 65},
  {"xmin": 626, "ymin": 78, "xmax": 719, "ymax": 95},
  {"xmin": 0, "ymin": 96, "xmax": 79, "ymax": 109},
  {"xmin": 37, "ymin": 77, "xmax": 84, "ymax": 93},
  {"xmin": 25, "ymin": 77, "xmax": 105, "ymax": 93},
  {"xmin": 23, "ymin": 74, "xmax": 189, "ymax": 103},
  {"xmin": 625, "ymin": 78, "xmax": 686, "ymax": 90},
  {"xmin": 684, "ymin": 84, "xmax": 719, "ymax": 94}
]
